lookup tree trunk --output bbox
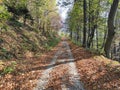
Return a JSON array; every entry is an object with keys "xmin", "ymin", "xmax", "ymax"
[
  {"xmin": 87, "ymin": 0, "xmax": 91, "ymax": 48},
  {"xmin": 96, "ymin": 27, "xmax": 99, "ymax": 50},
  {"xmin": 101, "ymin": 27, "xmax": 107, "ymax": 49},
  {"xmin": 87, "ymin": 24, "xmax": 96, "ymax": 48},
  {"xmin": 87, "ymin": 0, "xmax": 100, "ymax": 48},
  {"xmin": 82, "ymin": 0, "xmax": 87, "ymax": 47},
  {"xmin": 70, "ymin": 30, "xmax": 72, "ymax": 39},
  {"xmin": 104, "ymin": 0, "xmax": 119, "ymax": 58}
]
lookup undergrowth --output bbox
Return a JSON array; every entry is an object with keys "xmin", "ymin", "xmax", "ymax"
[{"xmin": 45, "ymin": 37, "xmax": 60, "ymax": 50}]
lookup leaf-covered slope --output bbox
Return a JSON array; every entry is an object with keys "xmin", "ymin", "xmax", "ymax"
[{"xmin": 0, "ymin": 20, "xmax": 59, "ymax": 59}]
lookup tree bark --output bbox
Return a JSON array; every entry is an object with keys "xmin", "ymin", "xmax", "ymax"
[
  {"xmin": 104, "ymin": 0, "xmax": 119, "ymax": 58},
  {"xmin": 70, "ymin": 32, "xmax": 72, "ymax": 39},
  {"xmin": 82, "ymin": 0, "xmax": 87, "ymax": 47}
]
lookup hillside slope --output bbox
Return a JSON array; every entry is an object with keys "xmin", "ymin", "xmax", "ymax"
[{"xmin": 0, "ymin": 20, "xmax": 59, "ymax": 59}]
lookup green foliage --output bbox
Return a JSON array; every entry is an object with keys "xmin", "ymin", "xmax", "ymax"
[
  {"xmin": 1, "ymin": 47, "xmax": 7, "ymax": 52},
  {"xmin": 1, "ymin": 61, "xmax": 17, "ymax": 75},
  {"xmin": 0, "ymin": 47, "xmax": 13, "ymax": 59},
  {"xmin": 0, "ymin": 0, "xmax": 60, "ymax": 60},
  {"xmin": 3, "ymin": 0, "xmax": 33, "ymax": 24},
  {"xmin": 8, "ymin": 19, "xmax": 23, "ymax": 27},
  {"xmin": 0, "ymin": 5, "xmax": 10, "ymax": 20},
  {"xmin": 108, "ymin": 0, "xmax": 113, "ymax": 4},
  {"xmin": 3, "ymin": 0, "xmax": 28, "ymax": 15},
  {"xmin": 0, "ymin": 5, "xmax": 11, "ymax": 29},
  {"xmin": 45, "ymin": 37, "xmax": 60, "ymax": 50},
  {"xmin": 68, "ymin": 1, "xmax": 83, "ymax": 33},
  {"xmin": 68, "ymin": 0, "xmax": 112, "ymax": 52}
]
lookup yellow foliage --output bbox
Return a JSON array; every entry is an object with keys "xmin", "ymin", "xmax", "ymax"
[{"xmin": 93, "ymin": 55, "xmax": 120, "ymax": 67}]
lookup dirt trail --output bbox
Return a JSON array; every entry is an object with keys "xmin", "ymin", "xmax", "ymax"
[{"xmin": 34, "ymin": 41, "xmax": 84, "ymax": 90}]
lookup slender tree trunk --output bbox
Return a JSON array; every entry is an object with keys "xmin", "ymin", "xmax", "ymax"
[
  {"xmin": 104, "ymin": 0, "xmax": 119, "ymax": 58},
  {"xmin": 76, "ymin": 24, "xmax": 80, "ymax": 42},
  {"xmin": 101, "ymin": 27, "xmax": 107, "ymax": 49},
  {"xmin": 87, "ymin": 0, "xmax": 91, "ymax": 48},
  {"xmin": 82, "ymin": 0, "xmax": 87, "ymax": 47},
  {"xmin": 70, "ymin": 30, "xmax": 72, "ymax": 39},
  {"xmin": 96, "ymin": 27, "xmax": 99, "ymax": 50},
  {"xmin": 87, "ymin": 23, "xmax": 96, "ymax": 48}
]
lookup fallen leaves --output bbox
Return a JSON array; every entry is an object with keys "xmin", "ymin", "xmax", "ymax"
[
  {"xmin": 69, "ymin": 42, "xmax": 120, "ymax": 90},
  {"xmin": 46, "ymin": 64, "xmax": 69, "ymax": 90},
  {"xmin": 1, "ymin": 41, "xmax": 120, "ymax": 90},
  {"xmin": 0, "ymin": 42, "xmax": 61, "ymax": 90}
]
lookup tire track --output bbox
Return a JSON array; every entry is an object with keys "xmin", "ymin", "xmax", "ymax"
[
  {"xmin": 60, "ymin": 41, "xmax": 84, "ymax": 90},
  {"xmin": 34, "ymin": 46, "xmax": 63, "ymax": 90},
  {"xmin": 34, "ymin": 41, "xmax": 85, "ymax": 90}
]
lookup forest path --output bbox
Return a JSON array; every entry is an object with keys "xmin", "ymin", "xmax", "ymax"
[{"xmin": 34, "ymin": 41, "xmax": 84, "ymax": 90}]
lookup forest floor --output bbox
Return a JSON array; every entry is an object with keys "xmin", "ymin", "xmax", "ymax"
[{"xmin": 0, "ymin": 39, "xmax": 120, "ymax": 90}]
